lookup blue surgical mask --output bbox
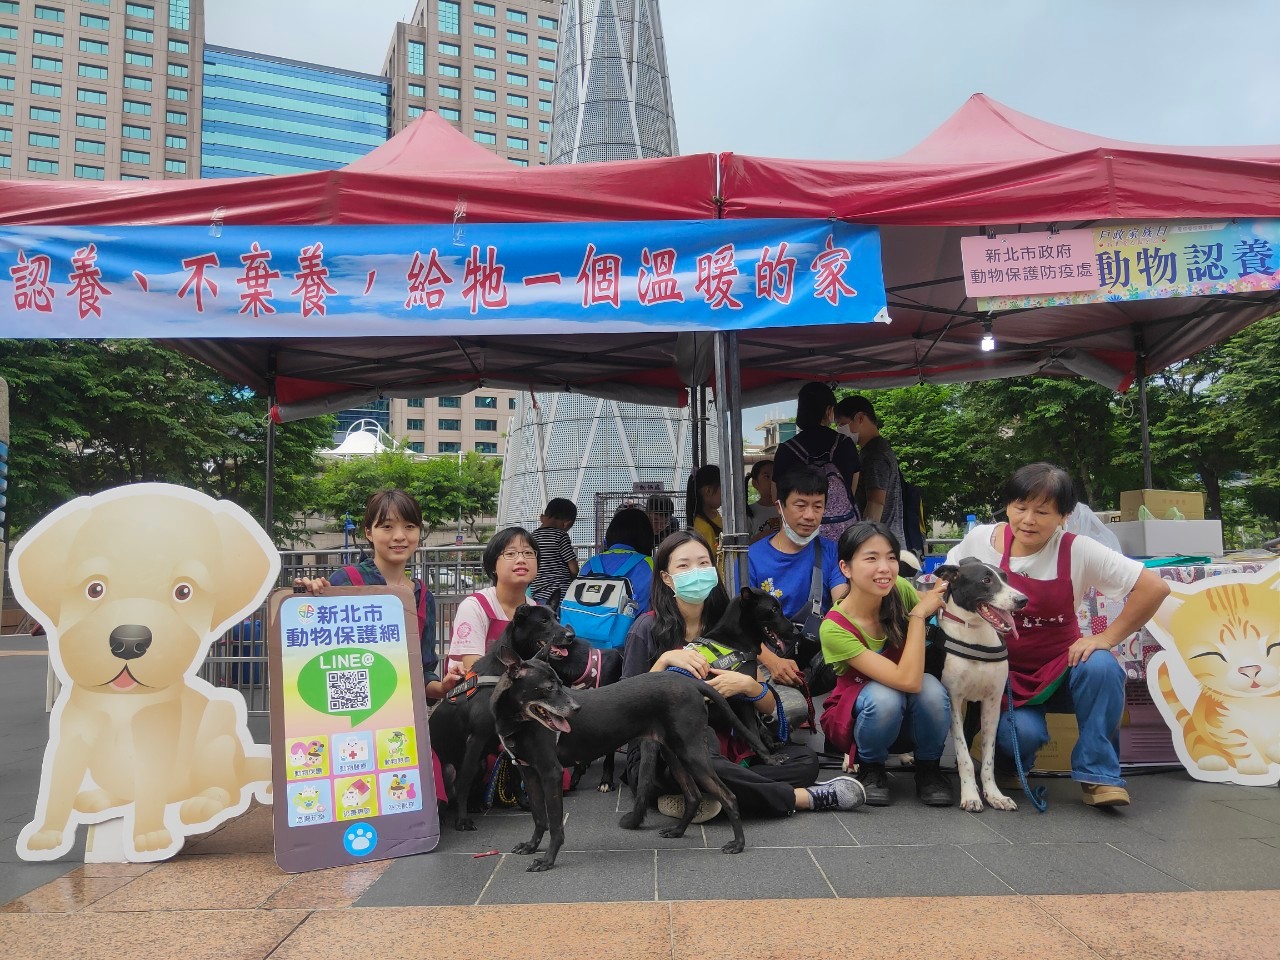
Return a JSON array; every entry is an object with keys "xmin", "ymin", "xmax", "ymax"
[{"xmin": 670, "ymin": 567, "xmax": 720, "ymax": 603}]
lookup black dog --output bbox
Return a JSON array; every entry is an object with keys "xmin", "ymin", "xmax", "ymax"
[
  {"xmin": 545, "ymin": 631, "xmax": 625, "ymax": 793},
  {"xmin": 490, "ymin": 644, "xmax": 778, "ymax": 871},
  {"xmin": 680, "ymin": 586, "xmax": 799, "ymax": 750},
  {"xmin": 429, "ymin": 604, "xmax": 570, "ymax": 830}
]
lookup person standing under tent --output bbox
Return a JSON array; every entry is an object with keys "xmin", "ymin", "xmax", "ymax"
[
  {"xmin": 773, "ymin": 382, "xmax": 861, "ymax": 542},
  {"xmin": 835, "ymin": 395, "xmax": 905, "ymax": 545}
]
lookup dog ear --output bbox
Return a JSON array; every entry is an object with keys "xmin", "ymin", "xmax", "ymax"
[
  {"xmin": 512, "ymin": 605, "xmax": 529, "ymax": 621},
  {"xmin": 210, "ymin": 507, "xmax": 276, "ymax": 632},
  {"xmin": 739, "ymin": 586, "xmax": 755, "ymax": 600},
  {"xmin": 495, "ymin": 642, "xmax": 522, "ymax": 670},
  {"xmin": 932, "ymin": 564, "xmax": 961, "ymax": 585},
  {"xmin": 11, "ymin": 501, "xmax": 92, "ymax": 623}
]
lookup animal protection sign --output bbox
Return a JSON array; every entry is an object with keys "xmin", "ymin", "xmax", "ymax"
[{"xmin": 269, "ymin": 586, "xmax": 439, "ymax": 873}]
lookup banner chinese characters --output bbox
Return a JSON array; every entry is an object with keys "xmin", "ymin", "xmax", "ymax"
[{"xmin": 0, "ymin": 220, "xmax": 889, "ymax": 337}]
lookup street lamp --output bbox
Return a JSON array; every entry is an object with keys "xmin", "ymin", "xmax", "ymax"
[{"xmin": 455, "ymin": 449, "xmax": 464, "ymax": 546}]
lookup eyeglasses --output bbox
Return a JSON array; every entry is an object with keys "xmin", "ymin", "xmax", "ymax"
[{"xmin": 499, "ymin": 549, "xmax": 537, "ymax": 561}]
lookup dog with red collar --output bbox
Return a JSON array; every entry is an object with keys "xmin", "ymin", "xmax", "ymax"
[{"xmin": 932, "ymin": 559, "xmax": 1028, "ymax": 812}]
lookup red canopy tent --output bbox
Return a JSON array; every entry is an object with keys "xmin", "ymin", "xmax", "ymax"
[{"xmin": 2, "ymin": 97, "xmax": 1277, "ymax": 414}]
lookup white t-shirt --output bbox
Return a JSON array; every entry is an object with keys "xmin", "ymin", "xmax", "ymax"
[
  {"xmin": 748, "ymin": 502, "xmax": 781, "ymax": 541},
  {"xmin": 945, "ymin": 524, "xmax": 1142, "ymax": 608},
  {"xmin": 445, "ymin": 587, "xmax": 535, "ymax": 661}
]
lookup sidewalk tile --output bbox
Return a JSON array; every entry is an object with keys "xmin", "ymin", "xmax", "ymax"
[
  {"xmin": 811, "ymin": 843, "xmax": 1012, "ymax": 898},
  {"xmin": 0, "ymin": 875, "xmax": 133, "ymax": 913},
  {"xmin": 357, "ymin": 851, "xmax": 502, "ymax": 907},
  {"xmin": 85, "ymin": 853, "xmax": 289, "ymax": 911},
  {"xmin": 480, "ymin": 847, "xmax": 655, "ymax": 904},
  {"xmin": 657, "ymin": 846, "xmax": 833, "ymax": 901},
  {"xmin": 64, "ymin": 863, "xmax": 156, "ymax": 879},
  {"xmin": 0, "ymin": 908, "xmax": 307, "ymax": 960},
  {"xmin": 273, "ymin": 902, "xmax": 671, "ymax": 960},
  {"xmin": 963, "ymin": 841, "xmax": 1192, "ymax": 895},
  {"xmin": 669, "ymin": 896, "xmax": 1099, "ymax": 960},
  {"xmin": 263, "ymin": 860, "xmax": 391, "ymax": 909},
  {"xmin": 1032, "ymin": 890, "xmax": 1280, "ymax": 959},
  {"xmin": 1108, "ymin": 836, "xmax": 1280, "ymax": 891},
  {"xmin": 183, "ymin": 804, "xmax": 274, "ymax": 856}
]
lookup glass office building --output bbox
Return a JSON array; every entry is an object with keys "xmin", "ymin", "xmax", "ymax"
[{"xmin": 201, "ymin": 44, "xmax": 389, "ymax": 178}]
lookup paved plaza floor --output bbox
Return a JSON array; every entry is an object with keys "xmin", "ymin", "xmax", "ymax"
[{"xmin": 3, "ymin": 638, "xmax": 1280, "ymax": 958}]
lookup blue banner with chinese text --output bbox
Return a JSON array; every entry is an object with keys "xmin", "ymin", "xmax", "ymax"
[{"xmin": 0, "ymin": 220, "xmax": 887, "ymax": 337}]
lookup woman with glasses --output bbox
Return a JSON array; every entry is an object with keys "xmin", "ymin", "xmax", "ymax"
[{"xmin": 446, "ymin": 526, "xmax": 539, "ymax": 671}]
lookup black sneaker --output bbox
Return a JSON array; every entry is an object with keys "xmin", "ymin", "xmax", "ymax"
[
  {"xmin": 914, "ymin": 760, "xmax": 955, "ymax": 807},
  {"xmin": 854, "ymin": 762, "xmax": 891, "ymax": 806}
]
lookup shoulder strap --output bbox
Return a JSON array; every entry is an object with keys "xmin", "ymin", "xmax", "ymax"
[
  {"xmin": 1056, "ymin": 531, "xmax": 1076, "ymax": 577},
  {"xmin": 825, "ymin": 608, "xmax": 863, "ymax": 641},
  {"xmin": 471, "ymin": 590, "xmax": 499, "ymax": 621},
  {"xmin": 616, "ymin": 551, "xmax": 647, "ymax": 577},
  {"xmin": 806, "ymin": 541, "xmax": 824, "ymax": 615},
  {"xmin": 414, "ymin": 578, "xmax": 428, "ymax": 632},
  {"xmin": 343, "ymin": 565, "xmax": 365, "ymax": 586}
]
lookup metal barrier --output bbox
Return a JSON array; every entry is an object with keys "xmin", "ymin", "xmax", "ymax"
[{"xmin": 204, "ymin": 543, "xmax": 596, "ymax": 718}]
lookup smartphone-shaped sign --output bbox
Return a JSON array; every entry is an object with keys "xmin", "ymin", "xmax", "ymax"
[{"xmin": 268, "ymin": 586, "xmax": 439, "ymax": 873}]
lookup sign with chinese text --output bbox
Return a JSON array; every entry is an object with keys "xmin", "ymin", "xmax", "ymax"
[
  {"xmin": 961, "ymin": 229, "xmax": 1096, "ymax": 298},
  {"xmin": 968, "ymin": 220, "xmax": 1280, "ymax": 311},
  {"xmin": 0, "ymin": 220, "xmax": 889, "ymax": 337},
  {"xmin": 268, "ymin": 586, "xmax": 439, "ymax": 873}
]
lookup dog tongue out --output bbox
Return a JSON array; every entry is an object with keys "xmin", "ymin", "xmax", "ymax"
[
  {"xmin": 546, "ymin": 713, "xmax": 571, "ymax": 733},
  {"xmin": 978, "ymin": 602, "xmax": 1017, "ymax": 636},
  {"xmin": 109, "ymin": 669, "xmax": 138, "ymax": 691}
]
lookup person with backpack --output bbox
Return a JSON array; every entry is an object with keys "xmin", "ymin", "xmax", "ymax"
[
  {"xmin": 835, "ymin": 395, "xmax": 904, "ymax": 545},
  {"xmin": 772, "ymin": 382, "xmax": 861, "ymax": 542},
  {"xmin": 559, "ymin": 508, "xmax": 655, "ymax": 649}
]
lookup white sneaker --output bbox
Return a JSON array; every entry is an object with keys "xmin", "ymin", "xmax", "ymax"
[{"xmin": 657, "ymin": 793, "xmax": 722, "ymax": 824}]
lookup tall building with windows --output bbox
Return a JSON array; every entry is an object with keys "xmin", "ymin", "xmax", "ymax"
[
  {"xmin": 200, "ymin": 45, "xmax": 388, "ymax": 178},
  {"xmin": 0, "ymin": 0, "xmax": 203, "ymax": 180},
  {"xmin": 387, "ymin": 391, "xmax": 516, "ymax": 457},
  {"xmin": 382, "ymin": 0, "xmax": 558, "ymax": 168}
]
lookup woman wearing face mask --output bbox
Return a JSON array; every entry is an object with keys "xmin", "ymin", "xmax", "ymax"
[{"xmin": 621, "ymin": 531, "xmax": 864, "ymax": 823}]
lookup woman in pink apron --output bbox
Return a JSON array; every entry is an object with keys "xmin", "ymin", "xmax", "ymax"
[
  {"xmin": 946, "ymin": 464, "xmax": 1169, "ymax": 807},
  {"xmin": 445, "ymin": 526, "xmax": 540, "ymax": 671}
]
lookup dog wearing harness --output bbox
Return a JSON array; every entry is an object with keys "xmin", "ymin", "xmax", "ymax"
[
  {"xmin": 932, "ymin": 559, "xmax": 1028, "ymax": 812},
  {"xmin": 544, "ymin": 631, "xmax": 624, "ymax": 792}
]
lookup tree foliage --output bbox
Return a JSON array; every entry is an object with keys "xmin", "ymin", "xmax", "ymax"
[
  {"xmin": 0, "ymin": 340, "xmax": 332, "ymax": 541},
  {"xmin": 314, "ymin": 449, "xmax": 501, "ymax": 540},
  {"xmin": 836, "ymin": 315, "xmax": 1279, "ymax": 543}
]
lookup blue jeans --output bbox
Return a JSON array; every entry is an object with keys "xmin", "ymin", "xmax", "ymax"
[
  {"xmin": 995, "ymin": 650, "xmax": 1126, "ymax": 786},
  {"xmin": 853, "ymin": 674, "xmax": 951, "ymax": 763}
]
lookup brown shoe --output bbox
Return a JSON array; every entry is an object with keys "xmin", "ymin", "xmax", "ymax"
[{"xmin": 1081, "ymin": 783, "xmax": 1130, "ymax": 807}]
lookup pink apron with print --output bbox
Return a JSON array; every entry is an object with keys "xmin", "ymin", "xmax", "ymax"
[{"xmin": 1000, "ymin": 525, "xmax": 1081, "ymax": 707}]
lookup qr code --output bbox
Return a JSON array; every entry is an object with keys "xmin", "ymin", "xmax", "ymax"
[{"xmin": 327, "ymin": 669, "xmax": 370, "ymax": 712}]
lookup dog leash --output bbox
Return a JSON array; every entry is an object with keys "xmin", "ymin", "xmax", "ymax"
[{"xmin": 1005, "ymin": 677, "xmax": 1048, "ymax": 813}]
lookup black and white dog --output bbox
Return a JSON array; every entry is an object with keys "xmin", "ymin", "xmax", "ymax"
[{"xmin": 931, "ymin": 559, "xmax": 1028, "ymax": 812}]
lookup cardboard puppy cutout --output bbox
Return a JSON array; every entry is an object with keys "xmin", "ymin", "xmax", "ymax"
[
  {"xmin": 1145, "ymin": 560, "xmax": 1280, "ymax": 786},
  {"xmin": 10, "ymin": 483, "xmax": 277, "ymax": 862}
]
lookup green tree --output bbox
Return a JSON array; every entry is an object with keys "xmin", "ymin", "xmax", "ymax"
[
  {"xmin": 0, "ymin": 340, "xmax": 332, "ymax": 540},
  {"xmin": 315, "ymin": 449, "xmax": 501, "ymax": 540}
]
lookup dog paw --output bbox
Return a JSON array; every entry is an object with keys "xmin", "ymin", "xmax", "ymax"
[
  {"xmin": 1195, "ymin": 755, "xmax": 1230, "ymax": 772},
  {"xmin": 526, "ymin": 858, "xmax": 554, "ymax": 872},
  {"xmin": 134, "ymin": 829, "xmax": 174, "ymax": 853},
  {"xmin": 179, "ymin": 788, "xmax": 231, "ymax": 825},
  {"xmin": 1237, "ymin": 756, "xmax": 1269, "ymax": 776},
  {"xmin": 23, "ymin": 828, "xmax": 67, "ymax": 852},
  {"xmin": 720, "ymin": 839, "xmax": 745, "ymax": 855},
  {"xmin": 73, "ymin": 789, "xmax": 116, "ymax": 814},
  {"xmin": 455, "ymin": 818, "xmax": 478, "ymax": 832},
  {"xmin": 617, "ymin": 813, "xmax": 644, "ymax": 831},
  {"xmin": 985, "ymin": 792, "xmax": 1018, "ymax": 811},
  {"xmin": 759, "ymin": 752, "xmax": 784, "ymax": 766},
  {"xmin": 658, "ymin": 825, "xmax": 688, "ymax": 839},
  {"xmin": 959, "ymin": 796, "xmax": 984, "ymax": 813},
  {"xmin": 596, "ymin": 782, "xmax": 614, "ymax": 794},
  {"xmin": 512, "ymin": 841, "xmax": 540, "ymax": 855}
]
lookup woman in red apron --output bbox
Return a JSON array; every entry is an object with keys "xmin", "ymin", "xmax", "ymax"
[
  {"xmin": 946, "ymin": 464, "xmax": 1169, "ymax": 807},
  {"xmin": 444, "ymin": 526, "xmax": 540, "ymax": 671},
  {"xmin": 819, "ymin": 522, "xmax": 952, "ymax": 807}
]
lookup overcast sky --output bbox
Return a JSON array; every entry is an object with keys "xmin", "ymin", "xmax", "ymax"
[
  {"xmin": 206, "ymin": 1, "xmax": 1280, "ymax": 431},
  {"xmin": 209, "ymin": 0, "xmax": 1280, "ymax": 157}
]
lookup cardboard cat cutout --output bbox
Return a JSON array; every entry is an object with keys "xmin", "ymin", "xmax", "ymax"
[
  {"xmin": 1146, "ymin": 560, "xmax": 1280, "ymax": 786},
  {"xmin": 10, "ymin": 484, "xmax": 276, "ymax": 862}
]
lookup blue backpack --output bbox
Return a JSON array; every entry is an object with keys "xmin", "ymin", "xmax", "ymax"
[{"xmin": 559, "ymin": 551, "xmax": 647, "ymax": 650}]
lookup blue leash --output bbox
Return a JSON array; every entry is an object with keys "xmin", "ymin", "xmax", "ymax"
[
  {"xmin": 665, "ymin": 667, "xmax": 788, "ymax": 744},
  {"xmin": 1005, "ymin": 676, "xmax": 1048, "ymax": 813}
]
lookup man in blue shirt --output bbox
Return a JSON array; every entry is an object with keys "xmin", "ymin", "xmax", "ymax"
[{"xmin": 748, "ymin": 467, "xmax": 848, "ymax": 704}]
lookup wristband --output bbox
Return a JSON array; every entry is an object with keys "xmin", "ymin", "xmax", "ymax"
[{"xmin": 745, "ymin": 682, "xmax": 770, "ymax": 703}]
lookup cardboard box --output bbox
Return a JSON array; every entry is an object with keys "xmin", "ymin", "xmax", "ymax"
[
  {"xmin": 1119, "ymin": 489, "xmax": 1205, "ymax": 521},
  {"xmin": 1111, "ymin": 519, "xmax": 1223, "ymax": 558}
]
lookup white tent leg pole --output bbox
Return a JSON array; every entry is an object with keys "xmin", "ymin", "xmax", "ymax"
[{"xmin": 713, "ymin": 331, "xmax": 747, "ymax": 591}]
